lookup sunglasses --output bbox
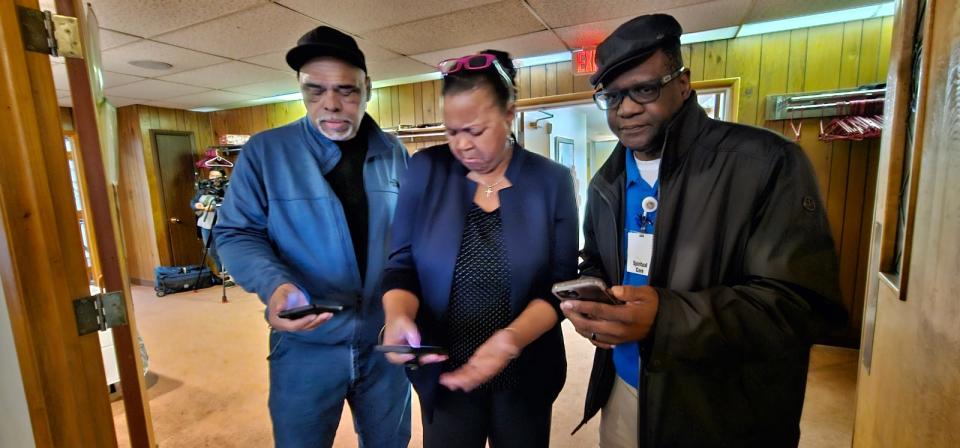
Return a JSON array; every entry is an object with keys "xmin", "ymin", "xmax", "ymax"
[
  {"xmin": 593, "ymin": 66, "xmax": 687, "ymax": 110},
  {"xmin": 438, "ymin": 54, "xmax": 515, "ymax": 96}
]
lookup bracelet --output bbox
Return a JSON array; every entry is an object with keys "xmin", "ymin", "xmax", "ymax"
[{"xmin": 378, "ymin": 324, "xmax": 386, "ymax": 344}]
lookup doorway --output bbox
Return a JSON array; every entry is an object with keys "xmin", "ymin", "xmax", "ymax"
[{"xmin": 151, "ymin": 131, "xmax": 202, "ymax": 267}]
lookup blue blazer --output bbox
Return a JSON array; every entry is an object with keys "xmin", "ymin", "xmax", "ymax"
[{"xmin": 382, "ymin": 143, "xmax": 579, "ymax": 419}]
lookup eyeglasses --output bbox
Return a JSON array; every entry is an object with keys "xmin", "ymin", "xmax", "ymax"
[
  {"xmin": 593, "ymin": 66, "xmax": 686, "ymax": 110},
  {"xmin": 438, "ymin": 54, "xmax": 515, "ymax": 96}
]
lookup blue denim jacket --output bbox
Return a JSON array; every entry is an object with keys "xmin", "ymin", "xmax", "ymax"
[{"xmin": 215, "ymin": 115, "xmax": 407, "ymax": 345}]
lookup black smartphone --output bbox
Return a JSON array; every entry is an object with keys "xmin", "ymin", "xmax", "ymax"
[
  {"xmin": 278, "ymin": 302, "xmax": 345, "ymax": 320},
  {"xmin": 374, "ymin": 345, "xmax": 447, "ymax": 355},
  {"xmin": 551, "ymin": 277, "xmax": 623, "ymax": 305}
]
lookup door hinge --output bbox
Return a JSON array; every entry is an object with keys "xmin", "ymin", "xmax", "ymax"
[
  {"xmin": 73, "ymin": 291, "xmax": 127, "ymax": 335},
  {"xmin": 16, "ymin": 5, "xmax": 83, "ymax": 58}
]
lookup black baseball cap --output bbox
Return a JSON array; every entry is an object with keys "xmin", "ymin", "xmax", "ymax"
[
  {"xmin": 286, "ymin": 26, "xmax": 367, "ymax": 73},
  {"xmin": 590, "ymin": 14, "xmax": 683, "ymax": 87}
]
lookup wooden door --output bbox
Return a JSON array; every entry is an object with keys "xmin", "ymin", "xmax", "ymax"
[
  {"xmin": 853, "ymin": 0, "xmax": 960, "ymax": 446},
  {"xmin": 1, "ymin": 0, "xmax": 154, "ymax": 446},
  {"xmin": 153, "ymin": 131, "xmax": 202, "ymax": 266}
]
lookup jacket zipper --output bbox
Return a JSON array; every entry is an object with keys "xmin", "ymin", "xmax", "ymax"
[
  {"xmin": 595, "ymin": 187, "xmax": 624, "ymax": 284},
  {"xmin": 637, "ymin": 129, "xmax": 671, "ymax": 447}
]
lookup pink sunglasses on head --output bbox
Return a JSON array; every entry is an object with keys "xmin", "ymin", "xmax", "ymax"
[{"xmin": 437, "ymin": 53, "xmax": 515, "ymax": 89}]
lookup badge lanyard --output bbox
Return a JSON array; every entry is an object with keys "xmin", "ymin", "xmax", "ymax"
[{"xmin": 634, "ymin": 182, "xmax": 659, "ymax": 234}]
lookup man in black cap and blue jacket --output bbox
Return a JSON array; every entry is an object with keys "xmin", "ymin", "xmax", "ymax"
[
  {"xmin": 216, "ymin": 26, "xmax": 410, "ymax": 447},
  {"xmin": 560, "ymin": 14, "xmax": 846, "ymax": 447}
]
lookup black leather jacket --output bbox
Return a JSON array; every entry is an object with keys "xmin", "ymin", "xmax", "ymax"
[{"xmin": 576, "ymin": 93, "xmax": 847, "ymax": 447}]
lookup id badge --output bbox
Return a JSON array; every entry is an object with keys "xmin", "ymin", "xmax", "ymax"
[{"xmin": 626, "ymin": 231, "xmax": 654, "ymax": 276}]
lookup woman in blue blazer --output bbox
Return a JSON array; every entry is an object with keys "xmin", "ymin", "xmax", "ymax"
[{"xmin": 381, "ymin": 50, "xmax": 579, "ymax": 447}]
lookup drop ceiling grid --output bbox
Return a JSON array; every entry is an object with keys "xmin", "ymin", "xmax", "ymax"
[
  {"xmin": 100, "ymin": 40, "xmax": 230, "ymax": 77},
  {"xmin": 552, "ymin": 0, "xmax": 754, "ymax": 49},
  {"xmin": 275, "ymin": 0, "xmax": 504, "ymax": 34},
  {"xmin": 359, "ymin": 0, "xmax": 546, "ymax": 55},
  {"xmin": 525, "ymin": 0, "xmax": 713, "ymax": 29},
  {"xmin": 84, "ymin": 0, "xmax": 269, "ymax": 38},
  {"xmin": 151, "ymin": 3, "xmax": 322, "ymax": 60},
  {"xmin": 409, "ymin": 30, "xmax": 569, "ymax": 67},
  {"xmin": 157, "ymin": 61, "xmax": 292, "ymax": 90}
]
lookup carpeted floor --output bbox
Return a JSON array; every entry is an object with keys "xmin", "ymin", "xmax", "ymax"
[{"xmin": 112, "ymin": 285, "xmax": 856, "ymax": 447}]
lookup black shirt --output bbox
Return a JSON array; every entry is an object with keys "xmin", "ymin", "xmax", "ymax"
[
  {"xmin": 328, "ymin": 123, "xmax": 369, "ymax": 283},
  {"xmin": 444, "ymin": 204, "xmax": 519, "ymax": 390}
]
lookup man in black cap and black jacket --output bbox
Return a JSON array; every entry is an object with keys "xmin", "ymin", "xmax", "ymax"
[
  {"xmin": 216, "ymin": 26, "xmax": 410, "ymax": 447},
  {"xmin": 560, "ymin": 14, "xmax": 846, "ymax": 447}
]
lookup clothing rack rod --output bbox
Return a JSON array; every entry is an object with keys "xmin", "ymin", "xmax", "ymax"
[
  {"xmin": 787, "ymin": 88, "xmax": 886, "ymax": 103},
  {"xmin": 785, "ymin": 97, "xmax": 885, "ymax": 112}
]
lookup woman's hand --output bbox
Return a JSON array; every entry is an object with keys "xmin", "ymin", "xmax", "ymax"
[
  {"xmin": 439, "ymin": 328, "xmax": 520, "ymax": 392},
  {"xmin": 382, "ymin": 315, "xmax": 447, "ymax": 366}
]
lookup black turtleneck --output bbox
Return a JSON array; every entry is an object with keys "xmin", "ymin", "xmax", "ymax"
[{"xmin": 327, "ymin": 121, "xmax": 369, "ymax": 282}]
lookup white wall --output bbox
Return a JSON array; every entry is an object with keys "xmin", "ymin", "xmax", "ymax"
[
  {"xmin": 0, "ymin": 279, "xmax": 37, "ymax": 447},
  {"xmin": 523, "ymin": 107, "xmax": 591, "ymax": 247}
]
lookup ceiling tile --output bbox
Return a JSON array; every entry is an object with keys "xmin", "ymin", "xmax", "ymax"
[
  {"xmin": 361, "ymin": 0, "xmax": 544, "ymax": 55},
  {"xmin": 158, "ymin": 61, "xmax": 291, "ymax": 89},
  {"xmin": 97, "ymin": 29, "xmax": 142, "ymax": 50},
  {"xmin": 355, "ymin": 38, "xmax": 402, "ymax": 62},
  {"xmin": 743, "ymin": 0, "xmax": 886, "ymax": 22},
  {"xmin": 153, "ymin": 3, "xmax": 320, "ymax": 59},
  {"xmin": 277, "ymin": 0, "xmax": 502, "ymax": 34},
  {"xmin": 410, "ymin": 30, "xmax": 567, "ymax": 67},
  {"xmin": 224, "ymin": 77, "xmax": 301, "ymax": 97},
  {"xmin": 525, "ymin": 0, "xmax": 707, "ymax": 29},
  {"xmin": 366, "ymin": 57, "xmax": 437, "ymax": 81},
  {"xmin": 162, "ymin": 90, "xmax": 258, "ymax": 109},
  {"xmin": 101, "ymin": 40, "xmax": 229, "ymax": 77},
  {"xmin": 104, "ymin": 79, "xmax": 209, "ymax": 101},
  {"xmin": 102, "ymin": 70, "xmax": 145, "ymax": 88},
  {"xmin": 85, "ymin": 0, "xmax": 269, "ymax": 37},
  {"xmin": 242, "ymin": 52, "xmax": 290, "ymax": 71},
  {"xmin": 554, "ymin": 0, "xmax": 752, "ymax": 49},
  {"xmin": 106, "ymin": 96, "xmax": 144, "ymax": 107}
]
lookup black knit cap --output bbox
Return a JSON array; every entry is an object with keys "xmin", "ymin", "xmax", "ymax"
[
  {"xmin": 590, "ymin": 14, "xmax": 683, "ymax": 87},
  {"xmin": 286, "ymin": 26, "xmax": 367, "ymax": 73}
]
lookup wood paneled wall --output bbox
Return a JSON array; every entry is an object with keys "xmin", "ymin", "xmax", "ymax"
[{"xmin": 116, "ymin": 105, "xmax": 213, "ymax": 283}]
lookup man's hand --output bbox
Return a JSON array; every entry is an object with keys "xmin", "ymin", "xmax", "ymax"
[
  {"xmin": 560, "ymin": 285, "xmax": 659, "ymax": 349},
  {"xmin": 382, "ymin": 315, "xmax": 447, "ymax": 366},
  {"xmin": 266, "ymin": 283, "xmax": 331, "ymax": 332},
  {"xmin": 439, "ymin": 329, "xmax": 519, "ymax": 392}
]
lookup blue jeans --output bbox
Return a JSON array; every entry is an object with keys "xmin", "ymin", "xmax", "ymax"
[{"xmin": 267, "ymin": 331, "xmax": 411, "ymax": 448}]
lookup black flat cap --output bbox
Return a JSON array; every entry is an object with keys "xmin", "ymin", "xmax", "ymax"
[
  {"xmin": 286, "ymin": 26, "xmax": 366, "ymax": 73},
  {"xmin": 590, "ymin": 14, "xmax": 683, "ymax": 87}
]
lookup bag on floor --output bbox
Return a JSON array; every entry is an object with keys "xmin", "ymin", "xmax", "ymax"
[{"xmin": 154, "ymin": 265, "xmax": 221, "ymax": 297}]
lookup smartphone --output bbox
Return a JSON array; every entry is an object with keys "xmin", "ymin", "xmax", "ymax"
[
  {"xmin": 375, "ymin": 345, "xmax": 448, "ymax": 355},
  {"xmin": 278, "ymin": 302, "xmax": 345, "ymax": 320},
  {"xmin": 551, "ymin": 277, "xmax": 623, "ymax": 305}
]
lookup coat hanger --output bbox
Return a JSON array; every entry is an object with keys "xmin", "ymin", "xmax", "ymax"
[{"xmin": 203, "ymin": 150, "xmax": 234, "ymax": 168}]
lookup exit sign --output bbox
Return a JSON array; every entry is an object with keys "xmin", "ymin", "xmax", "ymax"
[{"xmin": 572, "ymin": 48, "xmax": 597, "ymax": 75}]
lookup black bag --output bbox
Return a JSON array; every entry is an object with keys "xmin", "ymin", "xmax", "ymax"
[{"xmin": 154, "ymin": 265, "xmax": 221, "ymax": 297}]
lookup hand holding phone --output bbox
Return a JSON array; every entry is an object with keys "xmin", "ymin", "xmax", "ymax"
[
  {"xmin": 380, "ymin": 315, "xmax": 448, "ymax": 368},
  {"xmin": 375, "ymin": 345, "xmax": 447, "ymax": 355},
  {"xmin": 552, "ymin": 277, "xmax": 623, "ymax": 305},
  {"xmin": 267, "ymin": 283, "xmax": 331, "ymax": 332},
  {"xmin": 278, "ymin": 302, "xmax": 345, "ymax": 320}
]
